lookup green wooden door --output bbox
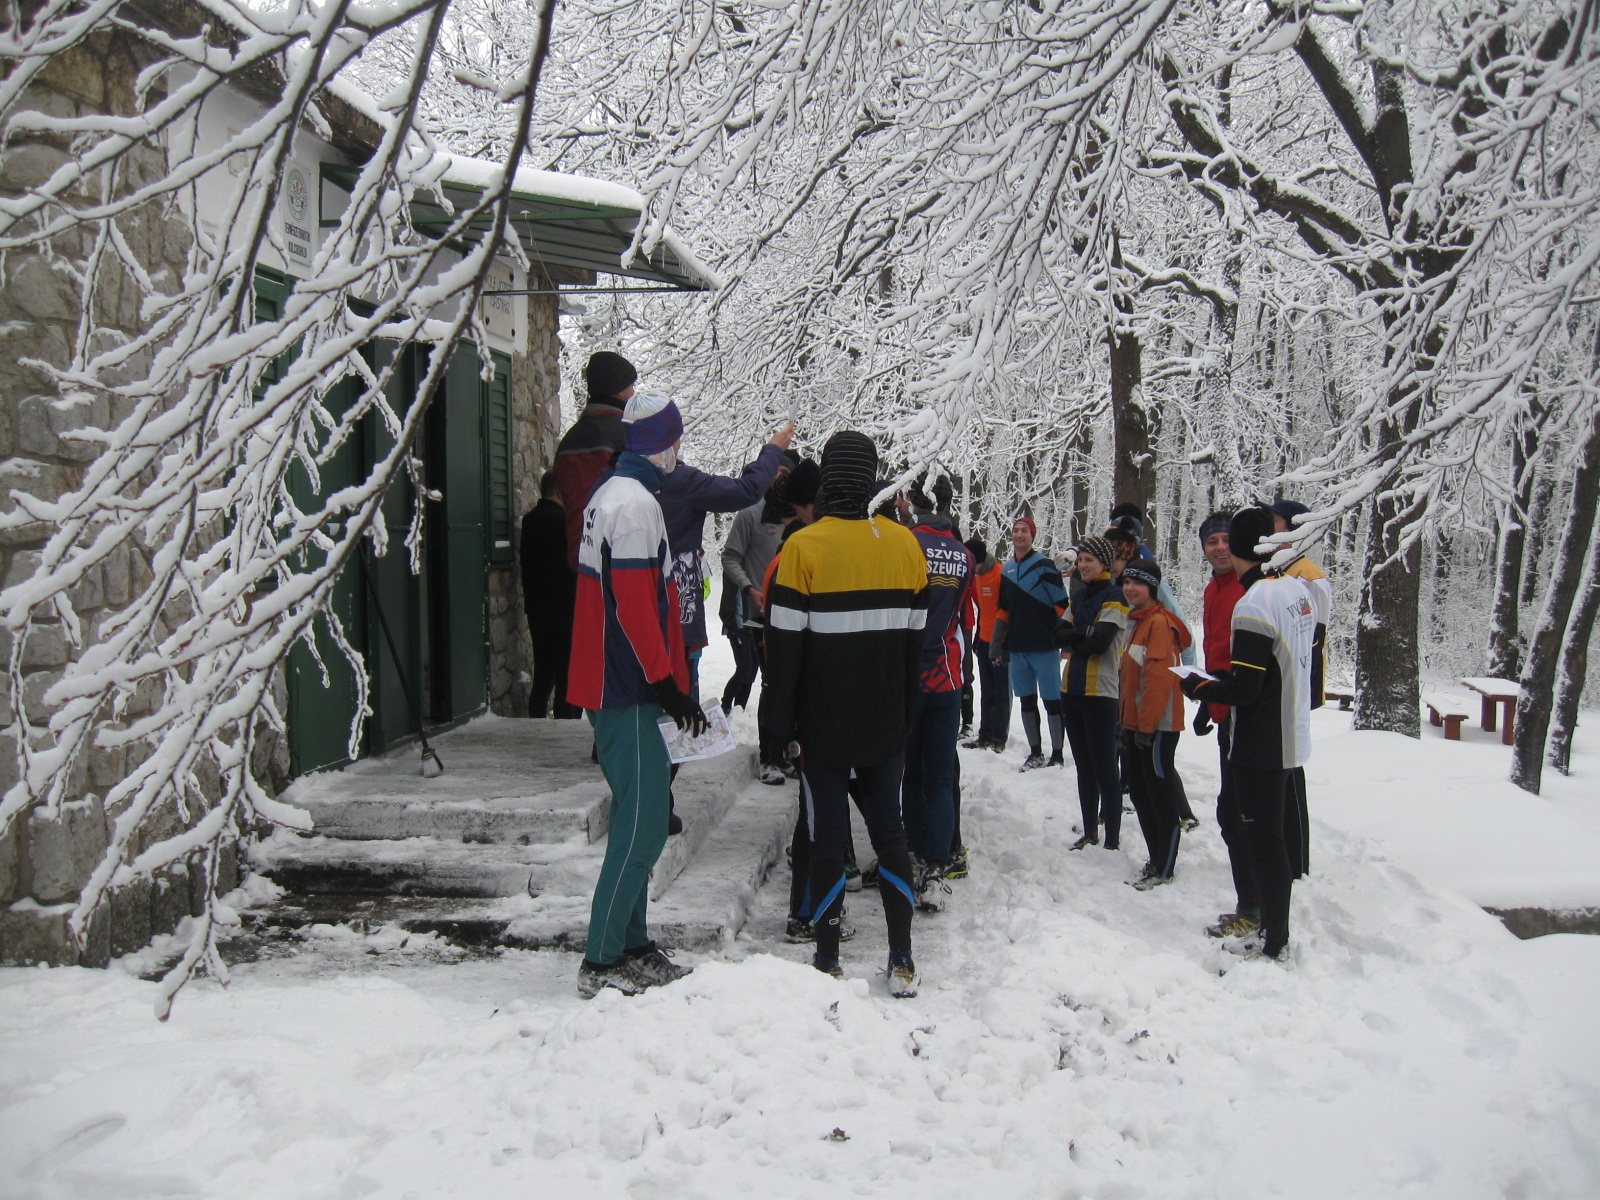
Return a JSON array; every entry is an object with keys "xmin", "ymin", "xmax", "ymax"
[
  {"xmin": 364, "ymin": 341, "xmax": 425, "ymax": 751},
  {"xmin": 442, "ymin": 344, "xmax": 489, "ymax": 721},
  {"xmin": 267, "ymin": 272, "xmax": 368, "ymax": 777}
]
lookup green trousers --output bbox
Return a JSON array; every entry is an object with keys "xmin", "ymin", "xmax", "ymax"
[{"xmin": 585, "ymin": 703, "xmax": 672, "ymax": 965}]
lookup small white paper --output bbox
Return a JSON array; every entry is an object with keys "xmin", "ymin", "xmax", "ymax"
[
  {"xmin": 1168, "ymin": 665, "xmax": 1216, "ymax": 681},
  {"xmin": 657, "ymin": 700, "xmax": 738, "ymax": 764}
]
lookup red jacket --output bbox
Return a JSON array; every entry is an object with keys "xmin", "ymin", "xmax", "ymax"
[
  {"xmin": 1202, "ymin": 569, "xmax": 1247, "ymax": 724},
  {"xmin": 567, "ymin": 456, "xmax": 689, "ymax": 710},
  {"xmin": 553, "ymin": 402, "xmax": 626, "ymax": 570},
  {"xmin": 969, "ymin": 558, "xmax": 1003, "ymax": 643}
]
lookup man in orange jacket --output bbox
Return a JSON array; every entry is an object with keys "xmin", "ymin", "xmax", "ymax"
[{"xmin": 962, "ymin": 537, "xmax": 1010, "ymax": 751}]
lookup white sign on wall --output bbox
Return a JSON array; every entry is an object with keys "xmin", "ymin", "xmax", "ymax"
[
  {"xmin": 482, "ymin": 261, "xmax": 516, "ymax": 341},
  {"xmin": 281, "ymin": 163, "xmax": 313, "ymax": 268}
]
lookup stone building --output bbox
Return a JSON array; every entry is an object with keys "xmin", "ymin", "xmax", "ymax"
[{"xmin": 0, "ymin": 0, "xmax": 714, "ymax": 965}]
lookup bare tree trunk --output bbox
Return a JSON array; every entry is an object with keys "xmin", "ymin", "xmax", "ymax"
[
  {"xmin": 1109, "ymin": 236, "xmax": 1154, "ymax": 519},
  {"xmin": 1512, "ymin": 403, "xmax": 1600, "ymax": 794},
  {"xmin": 1353, "ymin": 491, "xmax": 1423, "ymax": 737},
  {"xmin": 1488, "ymin": 406, "xmax": 1539, "ymax": 677},
  {"xmin": 1548, "ymin": 543, "xmax": 1599, "ymax": 776}
]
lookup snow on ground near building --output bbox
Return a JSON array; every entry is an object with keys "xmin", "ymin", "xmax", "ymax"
[{"xmin": 1, "ymin": 626, "xmax": 1598, "ymax": 1199}]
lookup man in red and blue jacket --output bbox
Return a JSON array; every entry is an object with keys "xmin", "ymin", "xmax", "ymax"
[
  {"xmin": 569, "ymin": 392, "xmax": 705, "ymax": 1000},
  {"xmin": 901, "ymin": 499, "xmax": 974, "ymax": 892}
]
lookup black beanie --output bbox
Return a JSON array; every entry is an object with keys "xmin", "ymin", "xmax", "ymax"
[
  {"xmin": 964, "ymin": 537, "xmax": 986, "ymax": 563},
  {"xmin": 584, "ymin": 351, "xmax": 636, "ymax": 401},
  {"xmin": 1229, "ymin": 507, "xmax": 1277, "ymax": 563},
  {"xmin": 779, "ymin": 459, "xmax": 821, "ymax": 508},
  {"xmin": 819, "ymin": 432, "xmax": 878, "ymax": 520},
  {"xmin": 1122, "ymin": 560, "xmax": 1162, "ymax": 591}
]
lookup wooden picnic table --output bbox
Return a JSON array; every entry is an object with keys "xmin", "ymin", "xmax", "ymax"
[{"xmin": 1458, "ymin": 677, "xmax": 1523, "ymax": 745}]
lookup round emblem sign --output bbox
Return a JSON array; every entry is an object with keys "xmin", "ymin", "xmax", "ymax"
[{"xmin": 285, "ymin": 166, "xmax": 308, "ymax": 222}]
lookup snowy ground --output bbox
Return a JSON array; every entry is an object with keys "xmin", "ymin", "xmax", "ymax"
[{"xmin": 2, "ymin": 624, "xmax": 1598, "ymax": 1199}]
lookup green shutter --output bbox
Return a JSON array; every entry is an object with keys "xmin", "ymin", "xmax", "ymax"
[
  {"xmin": 485, "ymin": 351, "xmax": 514, "ymax": 568},
  {"xmin": 443, "ymin": 344, "xmax": 489, "ymax": 720}
]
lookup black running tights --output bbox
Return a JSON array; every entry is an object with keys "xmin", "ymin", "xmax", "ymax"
[
  {"xmin": 1231, "ymin": 761, "xmax": 1293, "ymax": 957},
  {"xmin": 801, "ymin": 755, "xmax": 915, "ymax": 961}
]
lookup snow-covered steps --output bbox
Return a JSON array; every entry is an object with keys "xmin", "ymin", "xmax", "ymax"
[
  {"xmin": 647, "ymin": 777, "xmax": 797, "ymax": 951},
  {"xmin": 239, "ymin": 715, "xmax": 782, "ymax": 956},
  {"xmin": 234, "ymin": 778, "xmax": 794, "ymax": 955},
  {"xmin": 254, "ymin": 742, "xmax": 757, "ymax": 899},
  {"xmin": 279, "ymin": 717, "xmax": 612, "ymax": 845}
]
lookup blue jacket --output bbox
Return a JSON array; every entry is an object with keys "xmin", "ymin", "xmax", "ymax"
[
  {"xmin": 657, "ymin": 445, "xmax": 785, "ymax": 649},
  {"xmin": 998, "ymin": 550, "xmax": 1068, "ymax": 653}
]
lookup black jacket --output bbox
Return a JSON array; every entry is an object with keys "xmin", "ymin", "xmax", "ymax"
[{"xmin": 520, "ymin": 498, "xmax": 575, "ymax": 626}]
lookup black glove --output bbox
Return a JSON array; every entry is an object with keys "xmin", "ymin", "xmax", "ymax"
[
  {"xmin": 1178, "ymin": 673, "xmax": 1208, "ymax": 701},
  {"xmin": 1134, "ymin": 730, "xmax": 1154, "ymax": 750},
  {"xmin": 1054, "ymin": 620, "xmax": 1084, "ymax": 649},
  {"xmin": 1192, "ymin": 705, "xmax": 1213, "ymax": 738},
  {"xmin": 653, "ymin": 677, "xmax": 708, "ymax": 737}
]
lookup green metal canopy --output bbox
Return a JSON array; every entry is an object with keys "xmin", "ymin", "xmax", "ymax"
[{"xmin": 318, "ymin": 161, "xmax": 717, "ymax": 293}]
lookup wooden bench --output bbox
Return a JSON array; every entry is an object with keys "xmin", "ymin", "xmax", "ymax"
[
  {"xmin": 1424, "ymin": 692, "xmax": 1472, "ymax": 741},
  {"xmin": 1458, "ymin": 676, "xmax": 1522, "ymax": 746},
  {"xmin": 1324, "ymin": 688, "xmax": 1354, "ymax": 711}
]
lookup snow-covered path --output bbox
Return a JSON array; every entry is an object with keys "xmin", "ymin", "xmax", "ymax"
[
  {"xmin": 3, "ymin": 715, "xmax": 1598, "ymax": 1198},
  {"xmin": 2, "ymin": 616, "xmax": 1598, "ymax": 1198}
]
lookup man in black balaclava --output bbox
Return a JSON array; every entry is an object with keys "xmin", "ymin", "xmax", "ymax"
[{"xmin": 763, "ymin": 432, "xmax": 931, "ymax": 997}]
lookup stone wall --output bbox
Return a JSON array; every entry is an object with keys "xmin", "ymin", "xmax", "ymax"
[
  {"xmin": 0, "ymin": 32, "xmax": 248, "ymax": 966},
  {"xmin": 488, "ymin": 292, "xmax": 564, "ymax": 717}
]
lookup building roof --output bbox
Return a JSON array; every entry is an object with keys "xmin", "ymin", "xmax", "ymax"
[{"xmin": 152, "ymin": 0, "xmax": 718, "ymax": 294}]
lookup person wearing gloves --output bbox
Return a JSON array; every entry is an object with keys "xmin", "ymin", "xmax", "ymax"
[
  {"xmin": 1265, "ymin": 498, "xmax": 1333, "ymax": 879},
  {"xmin": 1193, "ymin": 511, "xmax": 1254, "ymax": 938},
  {"xmin": 1055, "ymin": 535, "xmax": 1130, "ymax": 851},
  {"xmin": 764, "ymin": 431, "xmax": 930, "ymax": 997},
  {"xmin": 1177, "ymin": 507, "xmax": 1317, "ymax": 963},
  {"xmin": 991, "ymin": 517, "xmax": 1069, "ymax": 769},
  {"xmin": 1117, "ymin": 559, "xmax": 1192, "ymax": 889},
  {"xmin": 568, "ymin": 392, "xmax": 703, "ymax": 999},
  {"xmin": 963, "ymin": 537, "xmax": 1010, "ymax": 751},
  {"xmin": 554, "ymin": 351, "xmax": 636, "ymax": 570}
]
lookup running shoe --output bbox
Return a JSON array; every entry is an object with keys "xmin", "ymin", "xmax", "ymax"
[
  {"xmin": 845, "ymin": 859, "xmax": 863, "ymax": 892},
  {"xmin": 960, "ymin": 736, "xmax": 989, "ymax": 750},
  {"xmin": 1206, "ymin": 912, "xmax": 1261, "ymax": 939},
  {"xmin": 913, "ymin": 859, "xmax": 950, "ymax": 912},
  {"xmin": 1069, "ymin": 832, "xmax": 1100, "ymax": 851},
  {"xmin": 782, "ymin": 760, "xmax": 801, "ymax": 780},
  {"xmin": 577, "ymin": 957, "xmax": 653, "ymax": 999},
  {"xmin": 1131, "ymin": 871, "xmax": 1172, "ymax": 892},
  {"xmin": 1181, "ymin": 817, "xmax": 1200, "ymax": 832},
  {"xmin": 1020, "ymin": 753, "xmax": 1049, "ymax": 771},
  {"xmin": 786, "ymin": 915, "xmax": 856, "ymax": 943},
  {"xmin": 860, "ymin": 860, "xmax": 880, "ymax": 888},
  {"xmin": 758, "ymin": 763, "xmax": 786, "ymax": 786},
  {"xmin": 1047, "ymin": 752, "xmax": 1064, "ymax": 768},
  {"xmin": 1221, "ymin": 929, "xmax": 1267, "ymax": 957},
  {"xmin": 887, "ymin": 953, "xmax": 919, "ymax": 998},
  {"xmin": 990, "ymin": 741, "xmax": 1007, "ymax": 753},
  {"xmin": 813, "ymin": 953, "xmax": 844, "ymax": 978},
  {"xmin": 944, "ymin": 847, "xmax": 970, "ymax": 880},
  {"xmin": 626, "ymin": 942, "xmax": 692, "ymax": 986}
]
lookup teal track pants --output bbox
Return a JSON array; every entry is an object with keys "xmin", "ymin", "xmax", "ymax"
[{"xmin": 585, "ymin": 703, "xmax": 672, "ymax": 965}]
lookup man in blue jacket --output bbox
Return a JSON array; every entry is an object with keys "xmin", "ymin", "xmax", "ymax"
[
  {"xmin": 990, "ymin": 517, "xmax": 1069, "ymax": 770},
  {"xmin": 657, "ymin": 419, "xmax": 795, "ymax": 681}
]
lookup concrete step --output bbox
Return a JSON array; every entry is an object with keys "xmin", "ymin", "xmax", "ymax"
[
  {"xmin": 232, "ymin": 780, "xmax": 796, "ymax": 955},
  {"xmin": 284, "ymin": 717, "xmax": 611, "ymax": 845},
  {"xmin": 253, "ymin": 745, "xmax": 760, "ymax": 900}
]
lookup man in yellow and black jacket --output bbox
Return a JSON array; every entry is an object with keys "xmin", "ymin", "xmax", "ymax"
[{"xmin": 765, "ymin": 431, "xmax": 930, "ymax": 997}]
